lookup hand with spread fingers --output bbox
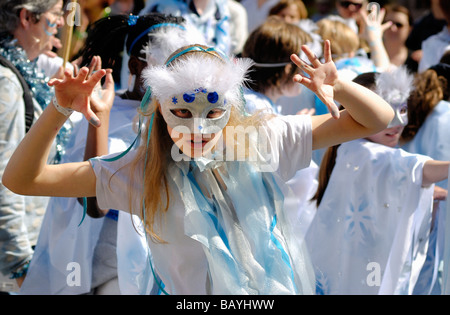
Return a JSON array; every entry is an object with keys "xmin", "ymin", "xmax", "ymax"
[
  {"xmin": 48, "ymin": 66, "xmax": 112, "ymax": 127},
  {"xmin": 290, "ymin": 40, "xmax": 340, "ymax": 119}
]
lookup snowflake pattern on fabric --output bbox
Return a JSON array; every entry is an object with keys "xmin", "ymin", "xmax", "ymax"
[{"xmin": 344, "ymin": 198, "xmax": 375, "ymax": 246}]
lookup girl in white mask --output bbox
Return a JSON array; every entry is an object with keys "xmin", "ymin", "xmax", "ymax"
[
  {"xmin": 306, "ymin": 66, "xmax": 450, "ymax": 295},
  {"xmin": 3, "ymin": 40, "xmax": 394, "ymax": 294}
]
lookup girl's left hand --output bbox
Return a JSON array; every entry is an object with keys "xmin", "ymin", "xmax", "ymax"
[{"xmin": 291, "ymin": 40, "xmax": 340, "ymax": 119}]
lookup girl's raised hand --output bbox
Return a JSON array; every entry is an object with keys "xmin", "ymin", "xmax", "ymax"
[
  {"xmin": 48, "ymin": 66, "xmax": 111, "ymax": 127},
  {"xmin": 290, "ymin": 40, "xmax": 340, "ymax": 119}
]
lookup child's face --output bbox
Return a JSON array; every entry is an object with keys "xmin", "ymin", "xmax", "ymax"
[
  {"xmin": 168, "ymin": 125, "xmax": 223, "ymax": 158},
  {"xmin": 366, "ymin": 125, "xmax": 404, "ymax": 148},
  {"xmin": 366, "ymin": 101, "xmax": 407, "ymax": 147},
  {"xmin": 164, "ymin": 102, "xmax": 225, "ymax": 158},
  {"xmin": 276, "ymin": 4, "xmax": 302, "ymax": 24}
]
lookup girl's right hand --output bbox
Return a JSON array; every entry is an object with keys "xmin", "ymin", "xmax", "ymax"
[{"xmin": 48, "ymin": 66, "xmax": 111, "ymax": 127}]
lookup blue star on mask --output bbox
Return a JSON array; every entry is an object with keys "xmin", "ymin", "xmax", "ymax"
[{"xmin": 172, "ymin": 97, "xmax": 178, "ymax": 104}]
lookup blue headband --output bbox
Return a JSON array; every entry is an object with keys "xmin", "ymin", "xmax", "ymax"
[
  {"xmin": 128, "ymin": 23, "xmax": 186, "ymax": 56},
  {"xmin": 164, "ymin": 46, "xmax": 224, "ymax": 66}
]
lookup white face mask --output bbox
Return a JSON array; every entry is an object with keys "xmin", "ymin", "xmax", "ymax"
[
  {"xmin": 387, "ymin": 102, "xmax": 408, "ymax": 128},
  {"xmin": 161, "ymin": 88, "xmax": 231, "ymax": 134}
]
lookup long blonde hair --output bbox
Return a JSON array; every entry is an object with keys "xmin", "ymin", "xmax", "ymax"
[{"xmin": 129, "ymin": 47, "xmax": 264, "ymax": 242}]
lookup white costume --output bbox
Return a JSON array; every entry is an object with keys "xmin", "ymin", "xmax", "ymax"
[
  {"xmin": 91, "ymin": 115, "xmax": 316, "ymax": 294},
  {"xmin": 402, "ymin": 100, "xmax": 450, "ymax": 294},
  {"xmin": 419, "ymin": 26, "xmax": 450, "ymax": 73},
  {"xmin": 244, "ymin": 88, "xmax": 319, "ymax": 237},
  {"xmin": 306, "ymin": 139, "xmax": 434, "ymax": 295}
]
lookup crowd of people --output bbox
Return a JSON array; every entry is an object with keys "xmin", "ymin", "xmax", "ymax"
[{"xmin": 1, "ymin": 0, "xmax": 450, "ymax": 295}]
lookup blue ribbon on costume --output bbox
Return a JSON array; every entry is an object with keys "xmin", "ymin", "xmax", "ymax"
[{"xmin": 270, "ymin": 215, "xmax": 297, "ymax": 291}]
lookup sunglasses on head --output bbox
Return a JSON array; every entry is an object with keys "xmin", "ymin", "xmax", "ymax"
[{"xmin": 339, "ymin": 1, "xmax": 363, "ymax": 10}]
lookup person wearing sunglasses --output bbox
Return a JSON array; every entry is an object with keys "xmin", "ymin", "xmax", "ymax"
[
  {"xmin": 382, "ymin": 4, "xmax": 417, "ymax": 72},
  {"xmin": 331, "ymin": 0, "xmax": 366, "ymax": 34}
]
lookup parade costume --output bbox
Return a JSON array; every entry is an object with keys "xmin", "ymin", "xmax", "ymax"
[
  {"xmin": 89, "ymin": 46, "xmax": 316, "ymax": 294},
  {"xmin": 306, "ymin": 66, "xmax": 437, "ymax": 294},
  {"xmin": 402, "ymin": 100, "xmax": 450, "ymax": 294},
  {"xmin": 306, "ymin": 139, "xmax": 434, "ymax": 294}
]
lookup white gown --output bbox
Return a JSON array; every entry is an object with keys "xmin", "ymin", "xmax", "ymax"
[
  {"xmin": 91, "ymin": 115, "xmax": 316, "ymax": 294},
  {"xmin": 402, "ymin": 100, "xmax": 450, "ymax": 294},
  {"xmin": 306, "ymin": 139, "xmax": 434, "ymax": 294}
]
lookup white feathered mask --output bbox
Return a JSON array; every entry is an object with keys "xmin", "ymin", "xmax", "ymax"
[
  {"xmin": 375, "ymin": 66, "xmax": 414, "ymax": 128},
  {"xmin": 142, "ymin": 46, "xmax": 253, "ymax": 134}
]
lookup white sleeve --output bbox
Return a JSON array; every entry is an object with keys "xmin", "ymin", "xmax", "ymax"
[
  {"xmin": 90, "ymin": 150, "xmax": 143, "ymax": 215},
  {"xmin": 258, "ymin": 115, "xmax": 312, "ymax": 181}
]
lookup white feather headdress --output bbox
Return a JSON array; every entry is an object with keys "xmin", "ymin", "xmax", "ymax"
[
  {"xmin": 141, "ymin": 23, "xmax": 206, "ymax": 66},
  {"xmin": 142, "ymin": 47, "xmax": 254, "ymax": 108},
  {"xmin": 376, "ymin": 66, "xmax": 414, "ymax": 105}
]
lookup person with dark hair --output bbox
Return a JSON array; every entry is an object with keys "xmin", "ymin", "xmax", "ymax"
[
  {"xmin": 383, "ymin": 4, "xmax": 418, "ymax": 72},
  {"xmin": 306, "ymin": 66, "xmax": 450, "ymax": 295},
  {"xmin": 405, "ymin": 0, "xmax": 447, "ymax": 68},
  {"xmin": 242, "ymin": 15, "xmax": 318, "ymax": 115},
  {"xmin": 0, "ymin": 0, "xmax": 66, "ymax": 289}
]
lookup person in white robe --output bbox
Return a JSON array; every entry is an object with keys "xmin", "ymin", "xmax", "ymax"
[{"xmin": 306, "ymin": 67, "xmax": 450, "ymax": 294}]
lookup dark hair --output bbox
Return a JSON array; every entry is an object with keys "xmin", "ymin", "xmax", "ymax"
[
  {"xmin": 77, "ymin": 13, "xmax": 185, "ymax": 84},
  {"xmin": 242, "ymin": 15, "xmax": 312, "ymax": 94},
  {"xmin": 440, "ymin": 0, "xmax": 450, "ymax": 22},
  {"xmin": 79, "ymin": 13, "xmax": 185, "ymax": 66}
]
